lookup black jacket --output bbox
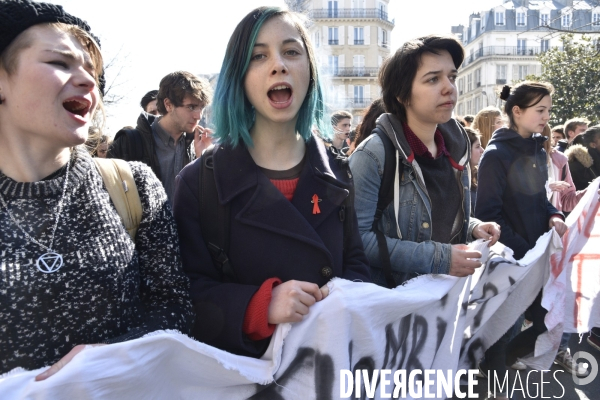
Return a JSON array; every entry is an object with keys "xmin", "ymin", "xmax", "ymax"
[
  {"xmin": 476, "ymin": 128, "xmax": 562, "ymax": 260},
  {"xmin": 108, "ymin": 112, "xmax": 195, "ymax": 180},
  {"xmin": 173, "ymin": 136, "xmax": 371, "ymax": 357},
  {"xmin": 565, "ymin": 144, "xmax": 600, "ymax": 191}
]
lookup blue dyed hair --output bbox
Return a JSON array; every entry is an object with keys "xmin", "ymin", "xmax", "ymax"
[{"xmin": 212, "ymin": 7, "xmax": 329, "ymax": 147}]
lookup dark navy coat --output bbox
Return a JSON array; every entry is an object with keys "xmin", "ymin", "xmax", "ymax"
[
  {"xmin": 173, "ymin": 136, "xmax": 370, "ymax": 357},
  {"xmin": 476, "ymin": 128, "xmax": 562, "ymax": 260}
]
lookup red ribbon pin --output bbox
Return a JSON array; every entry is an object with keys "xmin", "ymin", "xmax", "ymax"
[{"xmin": 311, "ymin": 194, "xmax": 321, "ymax": 214}]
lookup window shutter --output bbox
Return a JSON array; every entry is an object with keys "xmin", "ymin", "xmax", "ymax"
[
  {"xmin": 512, "ymin": 65, "xmax": 518, "ymax": 81},
  {"xmin": 378, "ymin": 55, "xmax": 383, "ymax": 66},
  {"xmin": 348, "ymin": 26, "xmax": 353, "ymax": 45},
  {"xmin": 364, "ymin": 26, "xmax": 370, "ymax": 45},
  {"xmin": 339, "ymin": 54, "xmax": 345, "ymax": 67},
  {"xmin": 378, "ymin": 27, "xmax": 382, "ymax": 45},
  {"xmin": 365, "ymin": 85, "xmax": 371, "ymax": 101},
  {"xmin": 339, "ymin": 26, "xmax": 345, "ymax": 45},
  {"xmin": 348, "ymin": 84, "xmax": 354, "ymax": 100}
]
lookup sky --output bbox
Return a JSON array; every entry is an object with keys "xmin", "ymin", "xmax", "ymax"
[{"xmin": 46, "ymin": 0, "xmax": 502, "ymax": 134}]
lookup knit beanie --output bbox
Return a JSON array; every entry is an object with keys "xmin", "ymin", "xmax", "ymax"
[{"xmin": 0, "ymin": 0, "xmax": 105, "ymax": 95}]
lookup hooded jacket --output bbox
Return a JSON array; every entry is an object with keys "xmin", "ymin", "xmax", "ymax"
[
  {"xmin": 476, "ymin": 128, "xmax": 561, "ymax": 260},
  {"xmin": 565, "ymin": 144, "xmax": 600, "ymax": 191},
  {"xmin": 350, "ymin": 113, "xmax": 481, "ymax": 286}
]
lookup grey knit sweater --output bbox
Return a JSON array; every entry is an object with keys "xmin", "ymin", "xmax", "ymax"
[{"xmin": 0, "ymin": 147, "xmax": 193, "ymax": 374}]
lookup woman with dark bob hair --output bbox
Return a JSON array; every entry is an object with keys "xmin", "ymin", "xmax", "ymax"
[
  {"xmin": 349, "ymin": 34, "xmax": 500, "ymax": 288},
  {"xmin": 0, "ymin": 0, "xmax": 193, "ymax": 378},
  {"xmin": 173, "ymin": 7, "xmax": 370, "ymax": 358}
]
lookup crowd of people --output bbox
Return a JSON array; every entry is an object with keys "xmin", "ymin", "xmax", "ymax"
[{"xmin": 1, "ymin": 1, "xmax": 599, "ymax": 399}]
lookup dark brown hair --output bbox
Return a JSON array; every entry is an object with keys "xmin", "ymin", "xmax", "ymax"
[
  {"xmin": 379, "ymin": 34, "xmax": 464, "ymax": 123},
  {"xmin": 500, "ymin": 81, "xmax": 554, "ymax": 130},
  {"xmin": 465, "ymin": 127, "xmax": 481, "ymax": 189},
  {"xmin": 354, "ymin": 98, "xmax": 386, "ymax": 150},
  {"xmin": 156, "ymin": 71, "xmax": 213, "ymax": 115}
]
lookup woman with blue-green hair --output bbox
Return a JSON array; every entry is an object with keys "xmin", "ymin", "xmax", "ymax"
[{"xmin": 173, "ymin": 6, "xmax": 371, "ymax": 358}]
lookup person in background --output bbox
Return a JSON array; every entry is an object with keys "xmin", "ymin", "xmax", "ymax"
[
  {"xmin": 550, "ymin": 125, "xmax": 565, "ymax": 147},
  {"xmin": 0, "ymin": 0, "xmax": 192, "ymax": 378},
  {"xmin": 538, "ymin": 124, "xmax": 588, "ymax": 376},
  {"xmin": 108, "ymin": 71, "xmax": 213, "ymax": 203},
  {"xmin": 463, "ymin": 114, "xmax": 474, "ymax": 128},
  {"xmin": 472, "ymin": 106, "xmax": 504, "ymax": 148},
  {"xmin": 556, "ymin": 117, "xmax": 589, "ymax": 153},
  {"xmin": 466, "ymin": 127, "xmax": 484, "ymax": 217},
  {"xmin": 565, "ymin": 126, "xmax": 600, "ymax": 191},
  {"xmin": 84, "ymin": 126, "xmax": 110, "ymax": 158},
  {"xmin": 173, "ymin": 7, "xmax": 370, "ymax": 358},
  {"xmin": 330, "ymin": 110, "xmax": 352, "ymax": 153},
  {"xmin": 476, "ymin": 82, "xmax": 567, "ymax": 398},
  {"xmin": 140, "ymin": 89, "xmax": 159, "ymax": 115},
  {"xmin": 348, "ymin": 98, "xmax": 386, "ymax": 155}
]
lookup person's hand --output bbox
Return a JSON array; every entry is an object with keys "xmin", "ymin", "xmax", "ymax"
[
  {"xmin": 549, "ymin": 216, "xmax": 568, "ymax": 237},
  {"xmin": 193, "ymin": 126, "xmax": 213, "ymax": 157},
  {"xmin": 449, "ymin": 244, "xmax": 483, "ymax": 277},
  {"xmin": 268, "ymin": 280, "xmax": 323, "ymax": 325},
  {"xmin": 472, "ymin": 222, "xmax": 501, "ymax": 247},
  {"xmin": 549, "ymin": 181, "xmax": 571, "ymax": 192},
  {"xmin": 35, "ymin": 344, "xmax": 105, "ymax": 381}
]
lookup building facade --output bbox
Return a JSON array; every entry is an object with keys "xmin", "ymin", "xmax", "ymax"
[
  {"xmin": 453, "ymin": 0, "xmax": 600, "ymax": 117},
  {"xmin": 287, "ymin": 0, "xmax": 394, "ymax": 121}
]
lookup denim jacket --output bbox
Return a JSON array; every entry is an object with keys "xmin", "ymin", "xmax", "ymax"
[{"xmin": 349, "ymin": 114, "xmax": 481, "ymax": 286}]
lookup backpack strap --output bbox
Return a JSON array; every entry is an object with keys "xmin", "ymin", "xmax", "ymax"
[
  {"xmin": 198, "ymin": 146, "xmax": 236, "ymax": 282},
  {"xmin": 93, "ymin": 158, "xmax": 143, "ymax": 241},
  {"xmin": 372, "ymin": 128, "xmax": 399, "ymax": 288}
]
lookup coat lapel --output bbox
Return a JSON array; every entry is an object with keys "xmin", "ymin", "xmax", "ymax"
[{"xmin": 212, "ymin": 138, "xmax": 349, "ymax": 254}]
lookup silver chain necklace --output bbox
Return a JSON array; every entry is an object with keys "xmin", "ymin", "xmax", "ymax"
[{"xmin": 0, "ymin": 156, "xmax": 72, "ymax": 273}]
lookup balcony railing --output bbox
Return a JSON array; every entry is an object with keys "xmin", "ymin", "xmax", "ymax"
[
  {"xmin": 320, "ymin": 67, "xmax": 379, "ymax": 77},
  {"xmin": 327, "ymin": 97, "xmax": 375, "ymax": 109},
  {"xmin": 461, "ymin": 46, "xmax": 560, "ymax": 68},
  {"xmin": 328, "ymin": 39, "xmax": 339, "ymax": 45},
  {"xmin": 354, "ymin": 39, "xmax": 365, "ymax": 45},
  {"xmin": 309, "ymin": 8, "xmax": 394, "ymax": 25}
]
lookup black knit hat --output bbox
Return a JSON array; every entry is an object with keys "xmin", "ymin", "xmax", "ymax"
[{"xmin": 0, "ymin": 0, "xmax": 105, "ymax": 95}]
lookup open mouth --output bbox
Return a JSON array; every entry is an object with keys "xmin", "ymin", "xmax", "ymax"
[
  {"xmin": 267, "ymin": 84, "xmax": 292, "ymax": 104},
  {"xmin": 63, "ymin": 98, "xmax": 91, "ymax": 117}
]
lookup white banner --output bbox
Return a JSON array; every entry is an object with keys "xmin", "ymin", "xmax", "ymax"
[{"xmin": 1, "ymin": 233, "xmax": 563, "ymax": 399}]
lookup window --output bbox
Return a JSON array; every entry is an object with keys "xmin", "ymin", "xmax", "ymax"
[
  {"xmin": 541, "ymin": 39, "xmax": 550, "ymax": 52},
  {"xmin": 466, "ymin": 100, "xmax": 472, "ymax": 115},
  {"xmin": 562, "ymin": 12, "xmax": 571, "ymax": 28},
  {"xmin": 353, "ymin": 55, "xmax": 365, "ymax": 75},
  {"xmin": 517, "ymin": 39, "xmax": 527, "ymax": 55},
  {"xmin": 382, "ymin": 30, "xmax": 388, "ymax": 47},
  {"xmin": 496, "ymin": 65, "xmax": 507, "ymax": 84},
  {"xmin": 354, "ymin": 85, "xmax": 364, "ymax": 103},
  {"xmin": 467, "ymin": 74, "xmax": 473, "ymax": 92},
  {"xmin": 475, "ymin": 69, "xmax": 481, "ymax": 87},
  {"xmin": 495, "ymin": 11, "xmax": 505, "ymax": 25},
  {"xmin": 540, "ymin": 13, "xmax": 549, "ymax": 26},
  {"xmin": 328, "ymin": 27, "xmax": 338, "ymax": 45},
  {"xmin": 478, "ymin": 42, "xmax": 483, "ymax": 57},
  {"xmin": 474, "ymin": 97, "xmax": 481, "ymax": 114},
  {"xmin": 328, "ymin": 55, "xmax": 339, "ymax": 75},
  {"xmin": 518, "ymin": 65, "xmax": 529, "ymax": 80},
  {"xmin": 315, "ymin": 32, "xmax": 320, "ymax": 48},
  {"xmin": 328, "ymin": 1, "xmax": 338, "ymax": 18},
  {"xmin": 354, "ymin": 27, "xmax": 364, "ymax": 45},
  {"xmin": 593, "ymin": 12, "xmax": 600, "ymax": 26},
  {"xmin": 457, "ymin": 103, "xmax": 464, "ymax": 116},
  {"xmin": 458, "ymin": 78, "xmax": 464, "ymax": 95},
  {"xmin": 379, "ymin": 2, "xmax": 388, "ymax": 20},
  {"xmin": 517, "ymin": 12, "xmax": 526, "ymax": 26}
]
